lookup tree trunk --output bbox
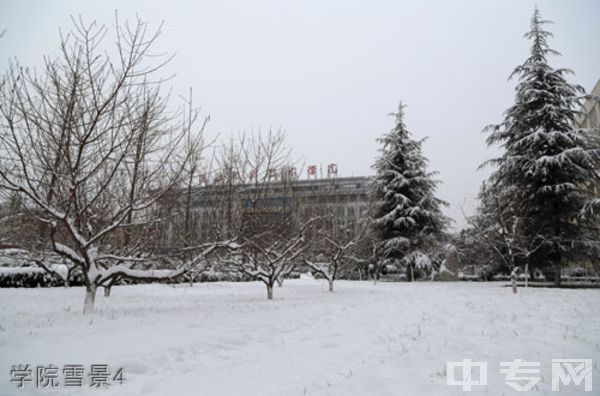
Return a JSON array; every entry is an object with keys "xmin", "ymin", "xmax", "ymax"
[
  {"xmin": 410, "ymin": 265, "xmax": 414, "ymax": 282},
  {"xmin": 524, "ymin": 263, "xmax": 529, "ymax": 289},
  {"xmin": 554, "ymin": 262, "xmax": 562, "ymax": 287},
  {"xmin": 528, "ymin": 262, "xmax": 536, "ymax": 285},
  {"xmin": 104, "ymin": 285, "xmax": 111, "ymax": 297},
  {"xmin": 83, "ymin": 285, "xmax": 97, "ymax": 314},
  {"xmin": 276, "ymin": 277, "xmax": 284, "ymax": 287},
  {"xmin": 267, "ymin": 284, "xmax": 273, "ymax": 300},
  {"xmin": 509, "ymin": 266, "xmax": 518, "ymax": 294},
  {"xmin": 328, "ymin": 279, "xmax": 334, "ymax": 292}
]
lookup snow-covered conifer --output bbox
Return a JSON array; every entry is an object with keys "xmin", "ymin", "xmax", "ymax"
[
  {"xmin": 483, "ymin": 7, "xmax": 600, "ymax": 285},
  {"xmin": 370, "ymin": 103, "xmax": 448, "ymax": 281}
]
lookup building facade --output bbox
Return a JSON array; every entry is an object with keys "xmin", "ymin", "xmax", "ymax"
[
  {"xmin": 575, "ymin": 79, "xmax": 600, "ymax": 129},
  {"xmin": 191, "ymin": 176, "xmax": 371, "ymax": 241}
]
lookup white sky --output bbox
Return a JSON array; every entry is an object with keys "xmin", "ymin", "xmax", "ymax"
[{"xmin": 1, "ymin": 0, "xmax": 599, "ymax": 229}]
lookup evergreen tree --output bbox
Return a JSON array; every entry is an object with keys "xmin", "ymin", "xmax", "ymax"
[
  {"xmin": 371, "ymin": 102, "xmax": 449, "ymax": 281},
  {"xmin": 483, "ymin": 7, "xmax": 600, "ymax": 285}
]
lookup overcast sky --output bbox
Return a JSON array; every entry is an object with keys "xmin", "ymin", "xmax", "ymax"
[{"xmin": 1, "ymin": 0, "xmax": 599, "ymax": 229}]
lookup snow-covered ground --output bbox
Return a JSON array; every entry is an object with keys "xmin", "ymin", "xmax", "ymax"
[{"xmin": 1, "ymin": 280, "xmax": 598, "ymax": 395}]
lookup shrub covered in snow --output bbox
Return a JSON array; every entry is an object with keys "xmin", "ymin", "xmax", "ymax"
[{"xmin": 0, "ymin": 266, "xmax": 83, "ymax": 288}]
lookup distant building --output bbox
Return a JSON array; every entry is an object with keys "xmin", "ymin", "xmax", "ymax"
[
  {"xmin": 191, "ymin": 176, "xmax": 371, "ymax": 241},
  {"xmin": 575, "ymin": 79, "xmax": 600, "ymax": 129},
  {"xmin": 575, "ymin": 79, "xmax": 600, "ymax": 201}
]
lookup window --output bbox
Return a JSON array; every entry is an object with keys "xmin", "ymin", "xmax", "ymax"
[{"xmin": 347, "ymin": 207, "xmax": 355, "ymax": 218}]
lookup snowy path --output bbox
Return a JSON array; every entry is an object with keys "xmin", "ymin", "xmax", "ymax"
[{"xmin": 0, "ymin": 280, "xmax": 598, "ymax": 395}]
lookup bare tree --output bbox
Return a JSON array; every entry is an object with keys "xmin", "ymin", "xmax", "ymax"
[
  {"xmin": 168, "ymin": 132, "xmax": 248, "ymax": 283},
  {"xmin": 210, "ymin": 134, "xmax": 248, "ymax": 240},
  {"xmin": 238, "ymin": 130, "xmax": 293, "ymax": 237},
  {"xmin": 0, "ymin": 16, "xmax": 196, "ymax": 313},
  {"xmin": 158, "ymin": 89, "xmax": 222, "ymax": 288},
  {"xmin": 304, "ymin": 218, "xmax": 366, "ymax": 292},
  {"xmin": 239, "ymin": 219, "xmax": 314, "ymax": 299},
  {"xmin": 464, "ymin": 186, "xmax": 544, "ymax": 293},
  {"xmin": 208, "ymin": 130, "xmax": 311, "ymax": 298}
]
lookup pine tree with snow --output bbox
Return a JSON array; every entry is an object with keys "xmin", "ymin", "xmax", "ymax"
[
  {"xmin": 370, "ymin": 103, "xmax": 449, "ymax": 281},
  {"xmin": 483, "ymin": 7, "xmax": 600, "ymax": 286}
]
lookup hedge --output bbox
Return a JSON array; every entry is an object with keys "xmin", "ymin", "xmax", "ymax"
[{"xmin": 0, "ymin": 267, "xmax": 84, "ymax": 288}]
